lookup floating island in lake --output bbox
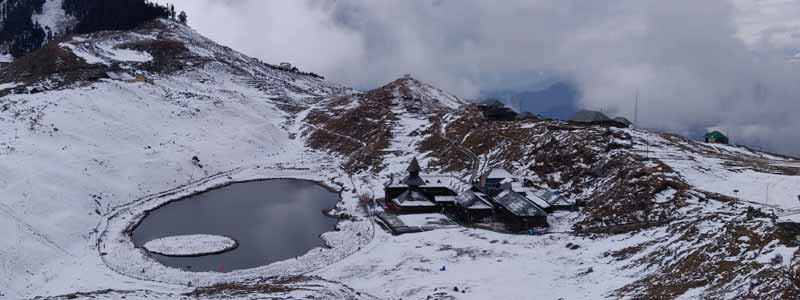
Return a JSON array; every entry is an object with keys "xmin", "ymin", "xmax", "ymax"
[{"xmin": 142, "ymin": 234, "xmax": 238, "ymax": 257}]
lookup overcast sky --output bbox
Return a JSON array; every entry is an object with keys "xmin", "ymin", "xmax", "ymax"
[{"xmin": 157, "ymin": 0, "xmax": 800, "ymax": 155}]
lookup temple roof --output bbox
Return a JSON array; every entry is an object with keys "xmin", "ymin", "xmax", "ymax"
[{"xmin": 407, "ymin": 157, "xmax": 422, "ymax": 173}]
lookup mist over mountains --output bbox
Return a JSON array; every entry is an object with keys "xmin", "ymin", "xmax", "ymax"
[
  {"xmin": 481, "ymin": 82, "xmax": 580, "ymax": 121},
  {"xmin": 154, "ymin": 0, "xmax": 800, "ymax": 156}
]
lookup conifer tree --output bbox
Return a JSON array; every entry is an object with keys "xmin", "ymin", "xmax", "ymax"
[{"xmin": 178, "ymin": 11, "xmax": 187, "ymax": 25}]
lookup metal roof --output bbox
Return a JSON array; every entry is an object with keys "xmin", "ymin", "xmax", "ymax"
[
  {"xmin": 407, "ymin": 157, "xmax": 422, "ymax": 173},
  {"xmin": 394, "ymin": 190, "xmax": 434, "ymax": 206},
  {"xmin": 496, "ymin": 191, "xmax": 547, "ymax": 217},
  {"xmin": 455, "ymin": 190, "xmax": 494, "ymax": 210},
  {"xmin": 485, "ymin": 168, "xmax": 513, "ymax": 179}
]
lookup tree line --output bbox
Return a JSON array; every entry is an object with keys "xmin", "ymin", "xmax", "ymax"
[{"xmin": 0, "ymin": 0, "xmax": 187, "ymax": 58}]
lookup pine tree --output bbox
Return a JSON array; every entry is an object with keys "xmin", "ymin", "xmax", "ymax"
[{"xmin": 178, "ymin": 11, "xmax": 187, "ymax": 25}]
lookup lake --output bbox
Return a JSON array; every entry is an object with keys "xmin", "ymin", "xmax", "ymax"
[{"xmin": 132, "ymin": 179, "xmax": 340, "ymax": 272}]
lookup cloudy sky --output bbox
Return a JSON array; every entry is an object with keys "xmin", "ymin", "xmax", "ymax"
[{"xmin": 157, "ymin": 0, "xmax": 800, "ymax": 155}]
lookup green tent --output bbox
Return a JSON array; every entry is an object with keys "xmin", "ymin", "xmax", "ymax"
[{"xmin": 704, "ymin": 131, "xmax": 729, "ymax": 144}]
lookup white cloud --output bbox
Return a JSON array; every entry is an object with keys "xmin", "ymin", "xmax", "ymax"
[{"xmin": 158, "ymin": 0, "xmax": 800, "ymax": 155}]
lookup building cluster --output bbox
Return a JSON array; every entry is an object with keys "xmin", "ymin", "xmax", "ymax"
[{"xmin": 382, "ymin": 157, "xmax": 576, "ymax": 233}]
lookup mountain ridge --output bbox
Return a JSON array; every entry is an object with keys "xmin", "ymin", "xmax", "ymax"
[{"xmin": 1, "ymin": 15, "xmax": 800, "ymax": 300}]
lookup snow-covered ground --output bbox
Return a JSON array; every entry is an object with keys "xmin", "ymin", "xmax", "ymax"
[
  {"xmin": 142, "ymin": 234, "xmax": 238, "ymax": 257},
  {"xmin": 2, "ymin": 17, "xmax": 800, "ymax": 300},
  {"xmin": 0, "ymin": 20, "xmax": 358, "ymax": 299},
  {"xmin": 318, "ymin": 225, "xmax": 664, "ymax": 300},
  {"xmin": 625, "ymin": 129, "xmax": 800, "ymax": 211},
  {"xmin": 60, "ymin": 34, "xmax": 154, "ymax": 66}
]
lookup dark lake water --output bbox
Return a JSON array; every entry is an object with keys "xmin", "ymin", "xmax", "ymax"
[{"xmin": 132, "ymin": 179, "xmax": 339, "ymax": 272}]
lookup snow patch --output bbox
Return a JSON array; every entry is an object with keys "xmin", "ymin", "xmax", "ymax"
[
  {"xmin": 31, "ymin": 0, "xmax": 75, "ymax": 36},
  {"xmin": 142, "ymin": 234, "xmax": 237, "ymax": 257},
  {"xmin": 0, "ymin": 82, "xmax": 20, "ymax": 91},
  {"xmin": 0, "ymin": 53, "xmax": 12, "ymax": 63},
  {"xmin": 97, "ymin": 43, "xmax": 153, "ymax": 63},
  {"xmin": 60, "ymin": 43, "xmax": 107, "ymax": 65},
  {"xmin": 395, "ymin": 213, "xmax": 457, "ymax": 228}
]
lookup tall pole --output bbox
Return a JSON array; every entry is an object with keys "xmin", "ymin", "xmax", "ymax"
[
  {"xmin": 766, "ymin": 183, "xmax": 770, "ymax": 206},
  {"xmin": 634, "ymin": 90, "xmax": 639, "ymax": 128}
]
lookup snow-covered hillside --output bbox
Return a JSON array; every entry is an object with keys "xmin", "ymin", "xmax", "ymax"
[
  {"xmin": 305, "ymin": 86, "xmax": 800, "ymax": 299},
  {"xmin": 0, "ymin": 19, "xmax": 372, "ymax": 300},
  {"xmin": 2, "ymin": 14, "xmax": 800, "ymax": 300}
]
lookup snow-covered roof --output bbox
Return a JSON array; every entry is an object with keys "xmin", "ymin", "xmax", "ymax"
[
  {"xmin": 455, "ymin": 190, "xmax": 494, "ymax": 210},
  {"xmin": 496, "ymin": 190, "xmax": 547, "ymax": 217},
  {"xmin": 106, "ymin": 71, "xmax": 135, "ymax": 81},
  {"xmin": 392, "ymin": 190, "xmax": 435, "ymax": 206},
  {"xmin": 533, "ymin": 189, "xmax": 574, "ymax": 206},
  {"xmin": 404, "ymin": 173, "xmax": 426, "ymax": 187},
  {"xmin": 434, "ymin": 195, "xmax": 457, "ymax": 203},
  {"xmin": 519, "ymin": 191, "xmax": 551, "ymax": 209},
  {"xmin": 486, "ymin": 168, "xmax": 513, "ymax": 179},
  {"xmin": 396, "ymin": 213, "xmax": 456, "ymax": 227},
  {"xmin": 386, "ymin": 174, "xmax": 468, "ymax": 191}
]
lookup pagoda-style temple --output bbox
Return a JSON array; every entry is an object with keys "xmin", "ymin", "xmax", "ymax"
[{"xmin": 384, "ymin": 157, "xmax": 463, "ymax": 214}]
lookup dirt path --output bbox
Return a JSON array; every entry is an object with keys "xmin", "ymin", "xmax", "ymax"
[{"xmin": 435, "ymin": 121, "xmax": 481, "ymax": 182}]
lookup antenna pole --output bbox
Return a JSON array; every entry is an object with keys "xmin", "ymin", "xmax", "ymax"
[{"xmin": 634, "ymin": 90, "xmax": 639, "ymax": 128}]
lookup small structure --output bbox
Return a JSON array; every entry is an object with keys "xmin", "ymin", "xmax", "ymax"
[
  {"xmin": 107, "ymin": 71, "xmax": 151, "ymax": 84},
  {"xmin": 569, "ymin": 110, "xmax": 628, "ymax": 128},
  {"xmin": 531, "ymin": 189, "xmax": 575, "ymax": 212},
  {"xmin": 479, "ymin": 167, "xmax": 514, "ymax": 196},
  {"xmin": 386, "ymin": 158, "xmax": 437, "ymax": 213},
  {"xmin": 704, "ymin": 131, "xmax": 729, "ymax": 144},
  {"xmin": 500, "ymin": 179, "xmax": 575, "ymax": 213},
  {"xmin": 494, "ymin": 189, "xmax": 549, "ymax": 231},
  {"xmin": 570, "ymin": 109, "xmax": 610, "ymax": 122},
  {"xmin": 384, "ymin": 158, "xmax": 464, "ymax": 214},
  {"xmin": 106, "ymin": 71, "xmax": 135, "ymax": 81},
  {"xmin": 134, "ymin": 74, "xmax": 150, "ymax": 83},
  {"xmin": 454, "ymin": 190, "xmax": 495, "ymax": 223},
  {"xmin": 375, "ymin": 213, "xmax": 457, "ymax": 235},
  {"xmin": 518, "ymin": 111, "xmax": 538, "ymax": 120},
  {"xmin": 279, "ymin": 62, "xmax": 292, "ymax": 70},
  {"xmin": 478, "ymin": 99, "xmax": 518, "ymax": 121},
  {"xmin": 613, "ymin": 117, "xmax": 633, "ymax": 127}
]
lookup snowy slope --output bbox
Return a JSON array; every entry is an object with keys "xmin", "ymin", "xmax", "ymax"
[
  {"xmin": 306, "ymin": 92, "xmax": 800, "ymax": 299},
  {"xmin": 0, "ymin": 19, "xmax": 373, "ymax": 300},
  {"xmin": 3, "ymin": 14, "xmax": 800, "ymax": 300}
]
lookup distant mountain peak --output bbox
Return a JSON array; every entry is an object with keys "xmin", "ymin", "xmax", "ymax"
[{"xmin": 374, "ymin": 74, "xmax": 466, "ymax": 111}]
